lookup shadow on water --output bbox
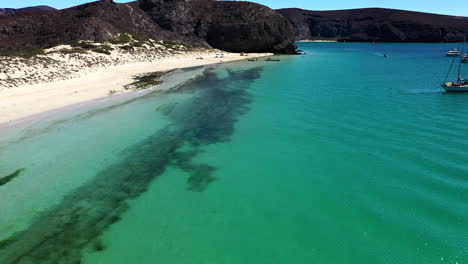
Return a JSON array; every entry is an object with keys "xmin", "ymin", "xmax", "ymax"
[{"xmin": 0, "ymin": 66, "xmax": 263, "ymax": 264}]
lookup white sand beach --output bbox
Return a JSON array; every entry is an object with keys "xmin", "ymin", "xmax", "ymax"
[{"xmin": 0, "ymin": 50, "xmax": 272, "ymax": 125}]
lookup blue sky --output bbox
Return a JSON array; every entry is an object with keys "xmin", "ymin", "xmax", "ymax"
[{"xmin": 1, "ymin": 0, "xmax": 466, "ymax": 16}]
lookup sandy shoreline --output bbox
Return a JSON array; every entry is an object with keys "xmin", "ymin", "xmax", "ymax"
[{"xmin": 0, "ymin": 51, "xmax": 272, "ymax": 125}]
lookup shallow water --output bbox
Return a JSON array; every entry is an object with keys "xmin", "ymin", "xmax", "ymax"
[{"xmin": 0, "ymin": 44, "xmax": 467, "ymax": 264}]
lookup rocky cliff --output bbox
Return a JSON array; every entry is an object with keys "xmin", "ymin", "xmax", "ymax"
[
  {"xmin": 139, "ymin": 0, "xmax": 297, "ymax": 53},
  {"xmin": 277, "ymin": 8, "xmax": 468, "ymax": 42},
  {"xmin": 0, "ymin": 0, "xmax": 297, "ymax": 54}
]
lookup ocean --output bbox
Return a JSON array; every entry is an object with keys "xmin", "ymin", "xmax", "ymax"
[{"xmin": 0, "ymin": 43, "xmax": 466, "ymax": 264}]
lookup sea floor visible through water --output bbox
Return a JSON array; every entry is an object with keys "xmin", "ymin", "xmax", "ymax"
[{"xmin": 0, "ymin": 43, "xmax": 467, "ymax": 264}]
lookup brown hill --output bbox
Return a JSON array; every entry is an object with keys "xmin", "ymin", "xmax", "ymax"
[
  {"xmin": 139, "ymin": 0, "xmax": 297, "ymax": 53},
  {"xmin": 0, "ymin": 0, "xmax": 205, "ymax": 54},
  {"xmin": 277, "ymin": 8, "xmax": 468, "ymax": 42},
  {"xmin": 0, "ymin": 0, "xmax": 297, "ymax": 54}
]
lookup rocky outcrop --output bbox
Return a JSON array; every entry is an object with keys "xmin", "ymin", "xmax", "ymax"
[
  {"xmin": 0, "ymin": 0, "xmax": 207, "ymax": 54},
  {"xmin": 277, "ymin": 8, "xmax": 468, "ymax": 42},
  {"xmin": 139, "ymin": 0, "xmax": 297, "ymax": 53},
  {"xmin": 0, "ymin": 8, "xmax": 16, "ymax": 15}
]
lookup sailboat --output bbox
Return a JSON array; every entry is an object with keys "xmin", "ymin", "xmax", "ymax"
[
  {"xmin": 442, "ymin": 37, "xmax": 468, "ymax": 92},
  {"xmin": 462, "ymin": 54, "xmax": 468, "ymax": 63}
]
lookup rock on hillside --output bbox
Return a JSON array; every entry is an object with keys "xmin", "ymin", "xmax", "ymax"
[
  {"xmin": 139, "ymin": 0, "xmax": 297, "ymax": 53},
  {"xmin": 277, "ymin": 8, "xmax": 468, "ymax": 42},
  {"xmin": 0, "ymin": 6, "xmax": 55, "ymax": 15},
  {"xmin": 0, "ymin": 8, "xmax": 16, "ymax": 15}
]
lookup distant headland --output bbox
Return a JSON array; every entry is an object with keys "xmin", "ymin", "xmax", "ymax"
[{"xmin": 278, "ymin": 8, "xmax": 468, "ymax": 43}]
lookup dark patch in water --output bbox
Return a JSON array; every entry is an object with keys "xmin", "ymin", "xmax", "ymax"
[
  {"xmin": 171, "ymin": 151, "xmax": 216, "ymax": 191},
  {"xmin": 0, "ymin": 66, "xmax": 263, "ymax": 264},
  {"xmin": 187, "ymin": 164, "xmax": 217, "ymax": 192},
  {"xmin": 0, "ymin": 168, "xmax": 25, "ymax": 187},
  {"xmin": 171, "ymin": 150, "xmax": 204, "ymax": 171},
  {"xmin": 155, "ymin": 102, "xmax": 179, "ymax": 116},
  {"xmin": 92, "ymin": 239, "xmax": 105, "ymax": 252},
  {"xmin": 0, "ymin": 234, "xmax": 20, "ymax": 250}
]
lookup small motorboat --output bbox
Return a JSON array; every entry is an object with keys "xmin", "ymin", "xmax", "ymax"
[
  {"xmin": 384, "ymin": 54, "xmax": 389, "ymax": 58},
  {"xmin": 248, "ymin": 58, "xmax": 257, "ymax": 62},
  {"xmin": 265, "ymin": 58, "xmax": 280, "ymax": 62},
  {"xmin": 446, "ymin": 49, "xmax": 461, "ymax": 57}
]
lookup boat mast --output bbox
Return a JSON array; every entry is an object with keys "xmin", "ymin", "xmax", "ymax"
[
  {"xmin": 457, "ymin": 34, "xmax": 466, "ymax": 81},
  {"xmin": 444, "ymin": 56, "xmax": 457, "ymax": 84}
]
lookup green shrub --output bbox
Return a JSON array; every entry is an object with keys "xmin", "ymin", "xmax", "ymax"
[
  {"xmin": 78, "ymin": 42, "xmax": 97, "ymax": 49},
  {"xmin": 161, "ymin": 40, "xmax": 179, "ymax": 49},
  {"xmin": 132, "ymin": 41, "xmax": 144, "ymax": 48},
  {"xmin": 0, "ymin": 48, "xmax": 45, "ymax": 58},
  {"xmin": 56, "ymin": 48, "xmax": 87, "ymax": 54},
  {"xmin": 131, "ymin": 34, "xmax": 150, "ymax": 42},
  {"xmin": 120, "ymin": 45, "xmax": 134, "ymax": 51},
  {"xmin": 110, "ymin": 33, "xmax": 133, "ymax": 44}
]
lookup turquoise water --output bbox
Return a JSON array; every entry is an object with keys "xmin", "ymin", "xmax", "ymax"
[{"xmin": 0, "ymin": 43, "xmax": 467, "ymax": 264}]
